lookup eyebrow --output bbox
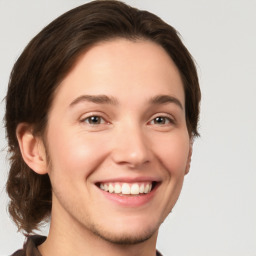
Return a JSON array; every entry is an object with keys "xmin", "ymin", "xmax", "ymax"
[
  {"xmin": 69, "ymin": 94, "xmax": 183, "ymax": 110},
  {"xmin": 150, "ymin": 95, "xmax": 183, "ymax": 110},
  {"xmin": 69, "ymin": 94, "xmax": 118, "ymax": 107}
]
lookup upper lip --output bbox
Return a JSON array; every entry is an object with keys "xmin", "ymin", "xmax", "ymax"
[{"xmin": 94, "ymin": 176, "xmax": 161, "ymax": 184}]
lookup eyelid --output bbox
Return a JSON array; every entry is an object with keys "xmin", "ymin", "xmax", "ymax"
[
  {"xmin": 80, "ymin": 112, "xmax": 110, "ymax": 124},
  {"xmin": 148, "ymin": 113, "xmax": 176, "ymax": 124},
  {"xmin": 83, "ymin": 116, "xmax": 106, "ymax": 125}
]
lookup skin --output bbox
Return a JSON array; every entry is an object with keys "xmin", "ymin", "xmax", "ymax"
[{"xmin": 17, "ymin": 38, "xmax": 192, "ymax": 256}]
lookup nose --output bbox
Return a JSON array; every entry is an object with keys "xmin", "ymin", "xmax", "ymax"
[{"xmin": 110, "ymin": 123, "xmax": 151, "ymax": 168}]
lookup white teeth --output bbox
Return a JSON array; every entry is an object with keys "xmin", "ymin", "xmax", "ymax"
[
  {"xmin": 149, "ymin": 183, "xmax": 152, "ymax": 192},
  {"xmin": 121, "ymin": 183, "xmax": 130, "ymax": 194},
  {"xmin": 144, "ymin": 184, "xmax": 149, "ymax": 193},
  {"xmin": 114, "ymin": 184, "xmax": 122, "ymax": 193},
  {"xmin": 99, "ymin": 182, "xmax": 154, "ymax": 195},
  {"xmin": 139, "ymin": 184, "xmax": 144, "ymax": 193},
  {"xmin": 131, "ymin": 183, "xmax": 140, "ymax": 195},
  {"xmin": 109, "ymin": 184, "xmax": 114, "ymax": 193}
]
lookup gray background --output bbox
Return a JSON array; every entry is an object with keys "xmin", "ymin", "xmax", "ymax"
[{"xmin": 0, "ymin": 0, "xmax": 255, "ymax": 255}]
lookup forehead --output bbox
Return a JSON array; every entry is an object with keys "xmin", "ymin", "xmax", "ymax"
[{"xmin": 51, "ymin": 38, "xmax": 185, "ymax": 109}]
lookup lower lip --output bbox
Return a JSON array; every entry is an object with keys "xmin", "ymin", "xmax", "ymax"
[{"xmin": 98, "ymin": 186, "xmax": 158, "ymax": 207}]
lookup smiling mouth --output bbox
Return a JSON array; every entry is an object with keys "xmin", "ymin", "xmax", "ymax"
[{"xmin": 96, "ymin": 181, "xmax": 158, "ymax": 195}]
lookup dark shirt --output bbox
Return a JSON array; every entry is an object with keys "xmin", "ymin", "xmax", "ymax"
[{"xmin": 11, "ymin": 235, "xmax": 163, "ymax": 256}]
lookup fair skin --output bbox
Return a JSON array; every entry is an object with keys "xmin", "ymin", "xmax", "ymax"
[{"xmin": 17, "ymin": 39, "xmax": 192, "ymax": 256}]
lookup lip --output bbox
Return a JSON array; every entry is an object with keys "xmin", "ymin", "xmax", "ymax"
[
  {"xmin": 95, "ymin": 179, "xmax": 160, "ymax": 207},
  {"xmin": 94, "ymin": 176, "xmax": 161, "ymax": 184}
]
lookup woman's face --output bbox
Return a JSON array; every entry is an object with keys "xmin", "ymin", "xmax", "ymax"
[{"xmin": 44, "ymin": 38, "xmax": 192, "ymax": 244}]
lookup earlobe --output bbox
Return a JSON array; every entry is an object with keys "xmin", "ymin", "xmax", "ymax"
[
  {"xmin": 185, "ymin": 141, "xmax": 193, "ymax": 175},
  {"xmin": 16, "ymin": 123, "xmax": 48, "ymax": 175}
]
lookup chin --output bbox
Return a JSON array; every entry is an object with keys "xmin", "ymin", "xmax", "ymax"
[{"xmin": 89, "ymin": 221, "xmax": 158, "ymax": 245}]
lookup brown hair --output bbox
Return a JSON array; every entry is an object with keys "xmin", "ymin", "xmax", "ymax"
[{"xmin": 5, "ymin": 0, "xmax": 201, "ymax": 234}]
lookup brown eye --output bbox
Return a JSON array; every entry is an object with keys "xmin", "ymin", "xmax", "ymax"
[
  {"xmin": 151, "ymin": 116, "xmax": 172, "ymax": 125},
  {"xmin": 84, "ymin": 116, "xmax": 104, "ymax": 125}
]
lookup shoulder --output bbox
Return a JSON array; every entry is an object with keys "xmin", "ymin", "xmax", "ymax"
[{"xmin": 11, "ymin": 235, "xmax": 46, "ymax": 256}]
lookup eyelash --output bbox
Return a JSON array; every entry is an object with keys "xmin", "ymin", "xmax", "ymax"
[
  {"xmin": 148, "ymin": 116, "xmax": 175, "ymax": 126},
  {"xmin": 80, "ymin": 114, "xmax": 175, "ymax": 127},
  {"xmin": 81, "ymin": 115, "xmax": 107, "ymax": 125}
]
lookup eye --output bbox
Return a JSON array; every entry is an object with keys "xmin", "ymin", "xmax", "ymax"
[
  {"xmin": 149, "ymin": 116, "xmax": 174, "ymax": 125},
  {"xmin": 82, "ymin": 115, "xmax": 106, "ymax": 125}
]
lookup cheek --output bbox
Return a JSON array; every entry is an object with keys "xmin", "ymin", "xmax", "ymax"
[
  {"xmin": 46, "ymin": 129, "xmax": 110, "ymax": 178},
  {"xmin": 153, "ymin": 132, "xmax": 190, "ymax": 175}
]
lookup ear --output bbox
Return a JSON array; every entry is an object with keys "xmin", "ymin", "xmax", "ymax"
[
  {"xmin": 185, "ymin": 140, "xmax": 193, "ymax": 175},
  {"xmin": 16, "ymin": 123, "xmax": 48, "ymax": 175}
]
